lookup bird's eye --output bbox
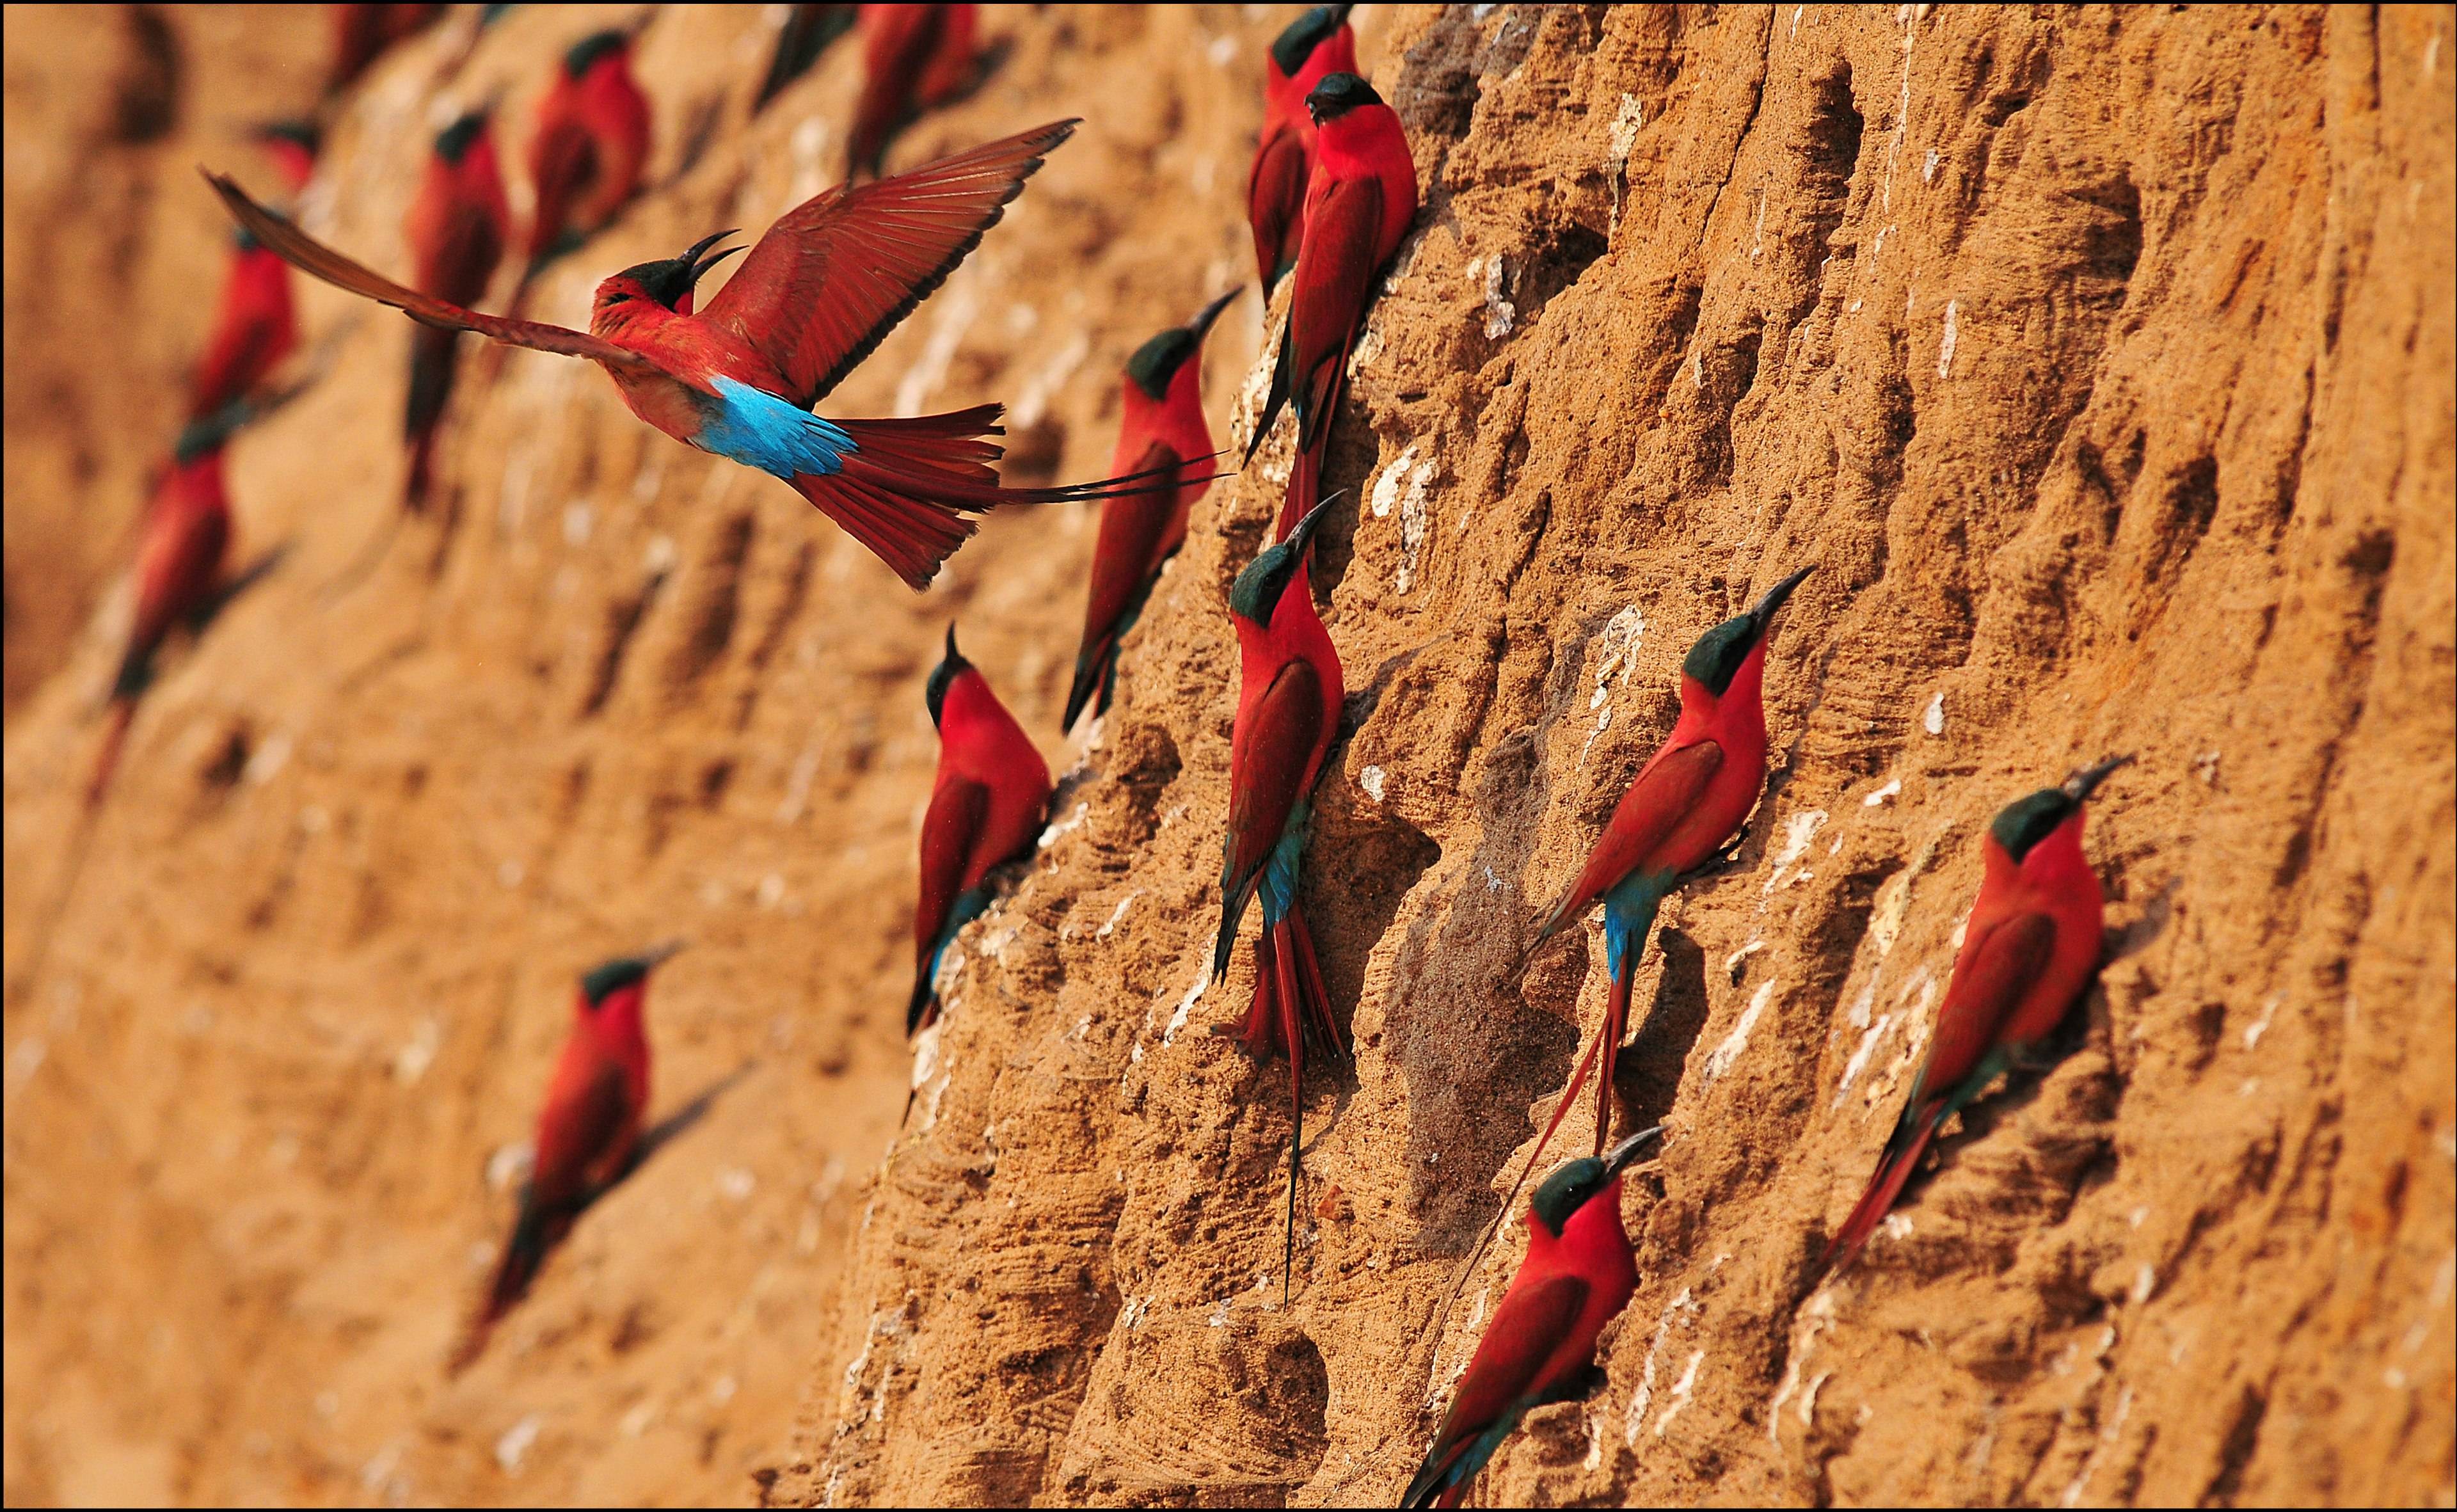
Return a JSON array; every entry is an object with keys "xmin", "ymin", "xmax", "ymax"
[{"xmin": 603, "ymin": 291, "xmax": 632, "ymax": 305}]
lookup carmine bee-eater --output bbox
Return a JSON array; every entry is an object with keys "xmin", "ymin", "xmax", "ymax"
[
  {"xmin": 403, "ymin": 107, "xmax": 511, "ymax": 508},
  {"xmin": 328, "ymin": 3, "xmax": 444, "ymax": 96},
  {"xmin": 1247, "ymin": 5, "xmax": 1355, "ymax": 295},
  {"xmin": 1212, "ymin": 498, "xmax": 1346, "ymax": 1300},
  {"xmin": 187, "ymin": 123, "xmax": 321, "ymax": 426},
  {"xmin": 87, "ymin": 414, "xmax": 250, "ymax": 809},
  {"xmin": 518, "ymin": 28, "xmax": 652, "ymax": 289},
  {"xmin": 1063, "ymin": 287, "xmax": 1241, "ymax": 733},
  {"xmin": 209, "ymin": 122, "xmax": 1198, "ymax": 589},
  {"xmin": 1522, "ymin": 567, "xmax": 1815, "ymax": 1163},
  {"xmin": 755, "ymin": 4, "xmax": 857, "ymax": 113},
  {"xmin": 1404, "ymin": 1127, "xmax": 1664, "ymax": 1509},
  {"xmin": 1246, "ymin": 72, "xmax": 1417, "ymax": 539},
  {"xmin": 846, "ymin": 3, "xmax": 978, "ymax": 179},
  {"xmin": 910, "ymin": 626, "xmax": 1052, "ymax": 1035},
  {"xmin": 1822, "ymin": 756, "xmax": 2132, "ymax": 1278},
  {"xmin": 453, "ymin": 942, "xmax": 682, "ymax": 1373}
]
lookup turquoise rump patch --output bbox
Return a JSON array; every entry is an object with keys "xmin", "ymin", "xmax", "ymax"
[{"xmin": 699, "ymin": 376, "xmax": 856, "ymax": 479}]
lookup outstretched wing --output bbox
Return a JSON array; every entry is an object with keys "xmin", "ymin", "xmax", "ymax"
[
  {"xmin": 1403, "ymin": 1273, "xmax": 1590, "ymax": 1508},
  {"xmin": 203, "ymin": 171, "xmax": 659, "ymax": 371},
  {"xmin": 703, "ymin": 120, "xmax": 1077, "ymax": 408}
]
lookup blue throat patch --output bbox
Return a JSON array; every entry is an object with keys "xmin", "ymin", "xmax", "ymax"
[
  {"xmin": 1602, "ymin": 865, "xmax": 1680, "ymax": 982},
  {"xmin": 699, "ymin": 377, "xmax": 856, "ymax": 480},
  {"xmin": 1256, "ymin": 799, "xmax": 1314, "ymax": 926}
]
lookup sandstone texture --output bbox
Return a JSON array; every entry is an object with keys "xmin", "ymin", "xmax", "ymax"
[{"xmin": 5, "ymin": 5, "xmax": 2452, "ymax": 1509}]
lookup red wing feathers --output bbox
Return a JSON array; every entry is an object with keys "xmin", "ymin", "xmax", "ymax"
[
  {"xmin": 1423, "ymin": 1273, "xmax": 1591, "ymax": 1484},
  {"xmin": 532, "ymin": 1059, "xmax": 632, "ymax": 1210},
  {"xmin": 1543, "ymin": 738, "xmax": 1724, "ymax": 936},
  {"xmin": 915, "ymin": 774, "xmax": 992, "ymax": 955},
  {"xmin": 1925, "ymin": 910, "xmax": 2058, "ymax": 1095},
  {"xmin": 1223, "ymin": 658, "xmax": 1326, "ymax": 899},
  {"xmin": 1248, "ymin": 123, "xmax": 1308, "ymax": 289},
  {"xmin": 1080, "ymin": 438, "xmax": 1183, "ymax": 644},
  {"xmin": 704, "ymin": 121, "xmax": 1079, "ymax": 407},
  {"xmin": 1287, "ymin": 173, "xmax": 1383, "ymax": 449},
  {"xmin": 203, "ymin": 172, "xmax": 659, "ymax": 370}
]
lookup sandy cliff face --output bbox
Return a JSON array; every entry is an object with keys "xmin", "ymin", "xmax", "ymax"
[{"xmin": 4, "ymin": 4, "xmax": 2451, "ymax": 1509}]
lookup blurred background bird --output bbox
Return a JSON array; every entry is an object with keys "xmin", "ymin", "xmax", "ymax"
[
  {"xmin": 402, "ymin": 107, "xmax": 511, "ymax": 509},
  {"xmin": 452, "ymin": 943, "xmax": 681, "ymax": 1373},
  {"xmin": 846, "ymin": 3, "xmax": 978, "ymax": 179}
]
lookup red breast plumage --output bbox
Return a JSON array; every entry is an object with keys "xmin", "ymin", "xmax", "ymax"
[{"xmin": 1821, "ymin": 756, "xmax": 2129, "ymax": 1278}]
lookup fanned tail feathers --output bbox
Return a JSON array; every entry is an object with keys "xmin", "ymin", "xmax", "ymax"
[{"xmin": 811, "ymin": 408, "xmax": 1219, "ymax": 589}]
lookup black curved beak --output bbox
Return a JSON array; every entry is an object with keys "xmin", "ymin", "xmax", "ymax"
[
  {"xmin": 1286, "ymin": 490, "xmax": 1343, "ymax": 557},
  {"xmin": 943, "ymin": 623, "xmax": 964, "ymax": 665},
  {"xmin": 2063, "ymin": 753, "xmax": 2136, "ymax": 804},
  {"xmin": 1601, "ymin": 1125, "xmax": 1665, "ymax": 1179},
  {"xmin": 640, "ymin": 938, "xmax": 688, "ymax": 969},
  {"xmin": 1187, "ymin": 286, "xmax": 1243, "ymax": 340},
  {"xmin": 1746, "ymin": 564, "xmax": 1816, "ymax": 638},
  {"xmin": 683, "ymin": 230, "xmax": 742, "ymax": 285}
]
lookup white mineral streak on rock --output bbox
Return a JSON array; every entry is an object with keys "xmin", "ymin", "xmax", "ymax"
[
  {"xmin": 1923, "ymin": 691, "xmax": 1946, "ymax": 735},
  {"xmin": 1483, "ymin": 255, "xmax": 1516, "ymax": 338},
  {"xmin": 1938, "ymin": 298, "xmax": 1960, "ymax": 378},
  {"xmin": 1359, "ymin": 765, "xmax": 1387, "ymax": 802},
  {"xmin": 1163, "ymin": 968, "xmax": 1207, "ymax": 1045},
  {"xmin": 1865, "ymin": 777, "xmax": 1901, "ymax": 806},
  {"xmin": 1704, "ymin": 980, "xmax": 1776, "ymax": 1082},
  {"xmin": 1764, "ymin": 809, "xmax": 1829, "ymax": 893},
  {"xmin": 1653, "ymin": 1350, "xmax": 1706, "ymax": 1437},
  {"xmin": 1579, "ymin": 607, "xmax": 1650, "ymax": 762},
  {"xmin": 1010, "ymin": 330, "xmax": 1090, "ymax": 429}
]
